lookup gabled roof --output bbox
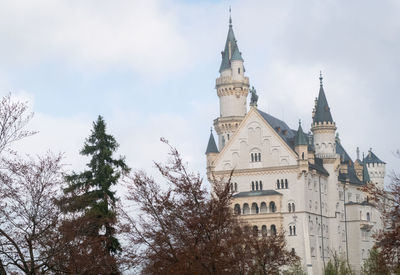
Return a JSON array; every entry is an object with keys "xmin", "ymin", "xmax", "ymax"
[
  {"xmin": 205, "ymin": 131, "xmax": 219, "ymax": 154},
  {"xmin": 256, "ymin": 109, "xmax": 296, "ymax": 150},
  {"xmin": 309, "ymin": 158, "xmax": 329, "ymax": 176},
  {"xmin": 313, "ymin": 76, "xmax": 333, "ymax": 124},
  {"xmin": 336, "ymin": 142, "xmax": 352, "ymax": 163},
  {"xmin": 233, "ymin": 190, "xmax": 282, "ymax": 198},
  {"xmin": 295, "ymin": 122, "xmax": 308, "ymax": 146},
  {"xmin": 219, "ymin": 20, "xmax": 243, "ymax": 72},
  {"xmin": 364, "ymin": 150, "xmax": 385, "ymax": 164}
]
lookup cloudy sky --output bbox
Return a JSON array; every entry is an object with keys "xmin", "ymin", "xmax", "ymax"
[{"xmin": 1, "ymin": 0, "xmax": 399, "ymax": 185}]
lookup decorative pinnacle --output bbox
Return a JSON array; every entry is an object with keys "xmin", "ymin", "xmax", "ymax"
[
  {"xmin": 356, "ymin": 147, "xmax": 360, "ymax": 160},
  {"xmin": 299, "ymin": 119, "xmax": 301, "ymax": 125},
  {"xmin": 319, "ymin": 71, "xmax": 323, "ymax": 87},
  {"xmin": 210, "ymin": 127, "xmax": 213, "ymax": 134},
  {"xmin": 229, "ymin": 6, "xmax": 232, "ymax": 26}
]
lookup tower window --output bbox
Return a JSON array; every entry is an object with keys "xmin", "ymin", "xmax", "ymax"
[
  {"xmin": 238, "ymin": 68, "xmax": 241, "ymax": 74},
  {"xmin": 251, "ymin": 181, "xmax": 255, "ymax": 191},
  {"xmin": 259, "ymin": 181, "xmax": 263, "ymax": 190}
]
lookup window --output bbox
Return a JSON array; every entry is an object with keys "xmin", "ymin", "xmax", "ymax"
[
  {"xmin": 243, "ymin": 203, "xmax": 250, "ymax": 215},
  {"xmin": 262, "ymin": 225, "xmax": 268, "ymax": 236},
  {"xmin": 288, "ymin": 202, "xmax": 295, "ymax": 213},
  {"xmin": 289, "ymin": 225, "xmax": 296, "ymax": 236},
  {"xmin": 259, "ymin": 181, "xmax": 263, "ymax": 190},
  {"xmin": 253, "ymin": 225, "xmax": 258, "ymax": 237},
  {"xmin": 234, "ymin": 182, "xmax": 237, "ymax": 192},
  {"xmin": 269, "ymin": 201, "xmax": 276, "ymax": 213},
  {"xmin": 250, "ymin": 152, "xmax": 261, "ymax": 162},
  {"xmin": 367, "ymin": 212, "xmax": 370, "ymax": 222},
  {"xmin": 260, "ymin": 202, "xmax": 267, "ymax": 213},
  {"xmin": 251, "ymin": 202, "xmax": 259, "ymax": 214},
  {"xmin": 251, "ymin": 181, "xmax": 255, "ymax": 191},
  {"xmin": 238, "ymin": 67, "xmax": 241, "ymax": 74},
  {"xmin": 234, "ymin": 204, "xmax": 241, "ymax": 215},
  {"xmin": 285, "ymin": 179, "xmax": 288, "ymax": 189},
  {"xmin": 271, "ymin": 224, "xmax": 277, "ymax": 235},
  {"xmin": 281, "ymin": 179, "xmax": 284, "ymax": 189},
  {"xmin": 258, "ymin": 152, "xmax": 261, "ymax": 161},
  {"xmin": 255, "ymin": 181, "xmax": 259, "ymax": 191},
  {"xmin": 277, "ymin": 180, "xmax": 280, "ymax": 189}
]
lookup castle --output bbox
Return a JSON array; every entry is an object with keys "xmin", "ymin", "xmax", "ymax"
[{"xmin": 205, "ymin": 14, "xmax": 385, "ymax": 274}]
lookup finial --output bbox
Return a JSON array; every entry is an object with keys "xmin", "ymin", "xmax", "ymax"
[
  {"xmin": 356, "ymin": 147, "xmax": 360, "ymax": 160},
  {"xmin": 299, "ymin": 119, "xmax": 301, "ymax": 125},
  {"xmin": 210, "ymin": 127, "xmax": 213, "ymax": 134},
  {"xmin": 319, "ymin": 71, "xmax": 323, "ymax": 87},
  {"xmin": 362, "ymin": 152, "xmax": 365, "ymax": 160},
  {"xmin": 229, "ymin": 6, "xmax": 232, "ymax": 26}
]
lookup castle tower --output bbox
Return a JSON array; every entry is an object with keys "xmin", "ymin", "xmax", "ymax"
[
  {"xmin": 205, "ymin": 129, "xmax": 219, "ymax": 176},
  {"xmin": 214, "ymin": 11, "xmax": 250, "ymax": 149},
  {"xmin": 311, "ymin": 73, "xmax": 336, "ymax": 159},
  {"xmin": 364, "ymin": 149, "xmax": 386, "ymax": 189}
]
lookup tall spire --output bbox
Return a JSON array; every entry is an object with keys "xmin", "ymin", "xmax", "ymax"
[
  {"xmin": 313, "ymin": 71, "xmax": 333, "ymax": 124},
  {"xmin": 219, "ymin": 8, "xmax": 243, "ymax": 72}
]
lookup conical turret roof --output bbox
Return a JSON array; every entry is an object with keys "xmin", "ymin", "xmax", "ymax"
[
  {"xmin": 295, "ymin": 121, "xmax": 308, "ymax": 146},
  {"xmin": 205, "ymin": 130, "xmax": 219, "ymax": 154},
  {"xmin": 364, "ymin": 149, "xmax": 385, "ymax": 164},
  {"xmin": 219, "ymin": 15, "xmax": 243, "ymax": 72},
  {"xmin": 362, "ymin": 160, "xmax": 371, "ymax": 182},
  {"xmin": 313, "ymin": 74, "xmax": 333, "ymax": 124}
]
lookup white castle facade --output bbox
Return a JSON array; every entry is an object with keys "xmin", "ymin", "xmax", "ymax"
[{"xmin": 205, "ymin": 16, "xmax": 385, "ymax": 275}]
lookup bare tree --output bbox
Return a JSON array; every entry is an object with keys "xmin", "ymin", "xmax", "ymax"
[
  {"xmin": 0, "ymin": 93, "xmax": 36, "ymax": 156},
  {"xmin": 120, "ymin": 139, "xmax": 298, "ymax": 274},
  {"xmin": 0, "ymin": 153, "xmax": 64, "ymax": 274}
]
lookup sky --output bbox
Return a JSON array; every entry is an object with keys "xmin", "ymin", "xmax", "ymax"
[{"xmin": 1, "ymin": 0, "xmax": 399, "ymax": 186}]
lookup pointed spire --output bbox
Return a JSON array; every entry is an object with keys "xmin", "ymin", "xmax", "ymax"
[
  {"xmin": 205, "ymin": 128, "xmax": 219, "ymax": 154},
  {"xmin": 295, "ymin": 120, "xmax": 308, "ymax": 146},
  {"xmin": 362, "ymin": 160, "xmax": 371, "ymax": 183},
  {"xmin": 313, "ymin": 71, "xmax": 333, "ymax": 124},
  {"xmin": 364, "ymin": 148, "xmax": 385, "ymax": 164},
  {"xmin": 219, "ymin": 8, "xmax": 243, "ymax": 72},
  {"xmin": 356, "ymin": 147, "xmax": 360, "ymax": 160}
]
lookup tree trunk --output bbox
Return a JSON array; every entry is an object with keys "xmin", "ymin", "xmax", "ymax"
[{"xmin": 0, "ymin": 259, "xmax": 7, "ymax": 275}]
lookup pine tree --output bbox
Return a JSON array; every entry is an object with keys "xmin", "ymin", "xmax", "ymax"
[{"xmin": 57, "ymin": 116, "xmax": 129, "ymax": 273}]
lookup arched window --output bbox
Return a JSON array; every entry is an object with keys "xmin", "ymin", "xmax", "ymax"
[
  {"xmin": 260, "ymin": 181, "xmax": 263, "ymax": 190},
  {"xmin": 367, "ymin": 212, "xmax": 370, "ymax": 222},
  {"xmin": 251, "ymin": 153, "xmax": 254, "ymax": 162},
  {"xmin": 260, "ymin": 202, "xmax": 267, "ymax": 213},
  {"xmin": 254, "ymin": 153, "xmax": 258, "ymax": 162},
  {"xmin": 258, "ymin": 152, "xmax": 261, "ymax": 161},
  {"xmin": 251, "ymin": 181, "xmax": 254, "ymax": 191},
  {"xmin": 302, "ymin": 152, "xmax": 304, "ymax": 160},
  {"xmin": 292, "ymin": 203, "xmax": 295, "ymax": 212},
  {"xmin": 230, "ymin": 183, "xmax": 233, "ymax": 192},
  {"xmin": 234, "ymin": 204, "xmax": 241, "ymax": 215},
  {"xmin": 277, "ymin": 180, "xmax": 280, "ymax": 189},
  {"xmin": 253, "ymin": 225, "xmax": 258, "ymax": 237},
  {"xmin": 285, "ymin": 179, "xmax": 288, "ymax": 189},
  {"xmin": 262, "ymin": 225, "xmax": 267, "ymax": 236},
  {"xmin": 281, "ymin": 179, "xmax": 284, "ymax": 189},
  {"xmin": 288, "ymin": 203, "xmax": 292, "ymax": 213},
  {"xmin": 271, "ymin": 224, "xmax": 277, "ymax": 236},
  {"xmin": 293, "ymin": 225, "xmax": 296, "ymax": 235},
  {"xmin": 255, "ymin": 181, "xmax": 259, "ymax": 191},
  {"xmin": 251, "ymin": 202, "xmax": 259, "ymax": 214},
  {"xmin": 243, "ymin": 203, "xmax": 250, "ymax": 215},
  {"xmin": 289, "ymin": 226, "xmax": 293, "ymax": 235},
  {"xmin": 234, "ymin": 182, "xmax": 238, "ymax": 192},
  {"xmin": 269, "ymin": 201, "xmax": 276, "ymax": 213}
]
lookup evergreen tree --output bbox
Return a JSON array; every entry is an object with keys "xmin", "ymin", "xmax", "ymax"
[{"xmin": 57, "ymin": 116, "xmax": 129, "ymax": 273}]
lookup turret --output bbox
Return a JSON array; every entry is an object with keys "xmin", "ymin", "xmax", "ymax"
[
  {"xmin": 295, "ymin": 120, "xmax": 308, "ymax": 172},
  {"xmin": 214, "ymin": 10, "xmax": 250, "ymax": 149},
  {"xmin": 363, "ymin": 149, "xmax": 386, "ymax": 189},
  {"xmin": 311, "ymin": 72, "xmax": 336, "ymax": 159},
  {"xmin": 205, "ymin": 129, "xmax": 219, "ymax": 177}
]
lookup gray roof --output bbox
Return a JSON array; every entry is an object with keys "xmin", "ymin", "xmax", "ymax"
[
  {"xmin": 219, "ymin": 21, "xmax": 243, "ymax": 72},
  {"xmin": 313, "ymin": 80, "xmax": 333, "ymax": 124},
  {"xmin": 233, "ymin": 190, "xmax": 282, "ymax": 198},
  {"xmin": 257, "ymin": 109, "xmax": 296, "ymax": 150},
  {"xmin": 295, "ymin": 122, "xmax": 308, "ymax": 146},
  {"xmin": 309, "ymin": 158, "xmax": 329, "ymax": 176},
  {"xmin": 205, "ymin": 131, "xmax": 219, "ymax": 154},
  {"xmin": 362, "ymin": 161, "xmax": 371, "ymax": 182},
  {"xmin": 364, "ymin": 150, "xmax": 385, "ymax": 164}
]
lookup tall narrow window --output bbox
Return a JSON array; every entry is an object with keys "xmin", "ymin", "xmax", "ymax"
[
  {"xmin": 292, "ymin": 203, "xmax": 295, "ymax": 212},
  {"xmin": 238, "ymin": 68, "xmax": 241, "ymax": 74},
  {"xmin": 271, "ymin": 224, "xmax": 277, "ymax": 236},
  {"xmin": 258, "ymin": 153, "xmax": 261, "ymax": 161},
  {"xmin": 234, "ymin": 182, "xmax": 238, "ymax": 192},
  {"xmin": 254, "ymin": 153, "xmax": 258, "ymax": 162},
  {"xmin": 251, "ymin": 181, "xmax": 255, "ymax": 191},
  {"xmin": 367, "ymin": 212, "xmax": 370, "ymax": 222},
  {"xmin": 259, "ymin": 181, "xmax": 263, "ymax": 190},
  {"xmin": 289, "ymin": 226, "xmax": 293, "ymax": 235},
  {"xmin": 262, "ymin": 225, "xmax": 267, "ymax": 236},
  {"xmin": 281, "ymin": 179, "xmax": 284, "ymax": 189},
  {"xmin": 293, "ymin": 225, "xmax": 296, "ymax": 235},
  {"xmin": 251, "ymin": 153, "xmax": 254, "ymax": 162},
  {"xmin": 288, "ymin": 203, "xmax": 292, "ymax": 213},
  {"xmin": 285, "ymin": 179, "xmax": 288, "ymax": 189},
  {"xmin": 255, "ymin": 181, "xmax": 259, "ymax": 191},
  {"xmin": 277, "ymin": 180, "xmax": 280, "ymax": 189}
]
